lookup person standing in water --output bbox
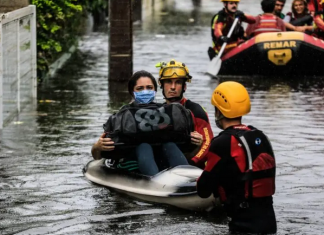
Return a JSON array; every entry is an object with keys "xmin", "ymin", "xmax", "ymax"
[{"xmin": 197, "ymin": 81, "xmax": 277, "ymax": 234}]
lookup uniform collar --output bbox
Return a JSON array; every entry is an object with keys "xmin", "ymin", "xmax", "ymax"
[
  {"xmin": 166, "ymin": 97, "xmax": 187, "ymax": 105},
  {"xmin": 179, "ymin": 97, "xmax": 187, "ymax": 105},
  {"xmin": 225, "ymin": 124, "xmax": 250, "ymax": 131}
]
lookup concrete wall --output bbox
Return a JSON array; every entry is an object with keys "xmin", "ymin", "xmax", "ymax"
[{"xmin": 0, "ymin": 0, "xmax": 29, "ymax": 13}]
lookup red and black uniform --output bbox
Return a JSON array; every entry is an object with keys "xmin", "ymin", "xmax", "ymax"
[
  {"xmin": 179, "ymin": 98, "xmax": 213, "ymax": 169},
  {"xmin": 211, "ymin": 9, "xmax": 255, "ymax": 54},
  {"xmin": 245, "ymin": 14, "xmax": 286, "ymax": 37},
  {"xmin": 197, "ymin": 124, "xmax": 277, "ymax": 234},
  {"xmin": 308, "ymin": 0, "xmax": 323, "ymax": 13},
  {"xmin": 314, "ymin": 11, "xmax": 324, "ymax": 39}
]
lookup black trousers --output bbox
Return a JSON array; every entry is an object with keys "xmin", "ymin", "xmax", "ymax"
[{"xmin": 228, "ymin": 201, "xmax": 277, "ymax": 234}]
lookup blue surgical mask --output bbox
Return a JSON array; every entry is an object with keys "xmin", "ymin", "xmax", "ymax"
[{"xmin": 133, "ymin": 90, "xmax": 156, "ymax": 104}]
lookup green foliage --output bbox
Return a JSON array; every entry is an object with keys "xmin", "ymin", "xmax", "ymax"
[
  {"xmin": 86, "ymin": 0, "xmax": 108, "ymax": 12},
  {"xmin": 31, "ymin": 0, "xmax": 107, "ymax": 79}
]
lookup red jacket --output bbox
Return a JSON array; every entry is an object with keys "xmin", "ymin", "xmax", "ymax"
[
  {"xmin": 315, "ymin": 13, "xmax": 324, "ymax": 30},
  {"xmin": 308, "ymin": 0, "xmax": 322, "ymax": 12},
  {"xmin": 246, "ymin": 14, "xmax": 286, "ymax": 37},
  {"xmin": 211, "ymin": 9, "xmax": 255, "ymax": 53},
  {"xmin": 314, "ymin": 13, "xmax": 324, "ymax": 39},
  {"xmin": 213, "ymin": 11, "xmax": 255, "ymax": 39},
  {"xmin": 179, "ymin": 98, "xmax": 213, "ymax": 169}
]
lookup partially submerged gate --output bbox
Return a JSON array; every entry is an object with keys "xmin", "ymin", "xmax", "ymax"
[{"xmin": 0, "ymin": 5, "xmax": 37, "ymax": 129}]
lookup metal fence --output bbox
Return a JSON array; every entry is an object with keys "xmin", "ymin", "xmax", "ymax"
[{"xmin": 0, "ymin": 5, "xmax": 37, "ymax": 129}]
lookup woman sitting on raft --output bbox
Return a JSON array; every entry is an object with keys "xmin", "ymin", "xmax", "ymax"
[
  {"xmin": 91, "ymin": 70, "xmax": 190, "ymax": 176},
  {"xmin": 284, "ymin": 0, "xmax": 313, "ymax": 33}
]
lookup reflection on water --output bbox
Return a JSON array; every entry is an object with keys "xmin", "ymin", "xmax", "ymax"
[{"xmin": 1, "ymin": 0, "xmax": 324, "ymax": 234}]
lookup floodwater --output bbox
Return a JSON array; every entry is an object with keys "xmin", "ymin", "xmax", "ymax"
[{"xmin": 1, "ymin": 0, "xmax": 324, "ymax": 234}]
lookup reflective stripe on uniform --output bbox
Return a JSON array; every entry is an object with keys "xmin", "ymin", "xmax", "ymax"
[
  {"xmin": 214, "ymin": 42, "xmax": 238, "ymax": 53},
  {"xmin": 259, "ymin": 19, "xmax": 277, "ymax": 22},
  {"xmin": 253, "ymin": 15, "xmax": 281, "ymax": 36},
  {"xmin": 254, "ymin": 28, "xmax": 281, "ymax": 32},
  {"xmin": 212, "ymin": 15, "xmax": 219, "ymax": 30}
]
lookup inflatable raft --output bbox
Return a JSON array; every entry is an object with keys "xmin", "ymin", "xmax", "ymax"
[
  {"xmin": 218, "ymin": 32, "xmax": 324, "ymax": 76},
  {"xmin": 83, "ymin": 159, "xmax": 217, "ymax": 211}
]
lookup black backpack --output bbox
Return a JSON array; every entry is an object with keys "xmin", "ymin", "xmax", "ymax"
[{"xmin": 103, "ymin": 102, "xmax": 195, "ymax": 148}]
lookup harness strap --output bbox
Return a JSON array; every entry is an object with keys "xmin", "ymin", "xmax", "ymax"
[
  {"xmin": 240, "ymin": 167, "xmax": 276, "ymax": 181},
  {"xmin": 239, "ymin": 135, "xmax": 253, "ymax": 200}
]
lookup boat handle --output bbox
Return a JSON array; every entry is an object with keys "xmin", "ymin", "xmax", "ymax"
[{"xmin": 274, "ymin": 52, "xmax": 286, "ymax": 58}]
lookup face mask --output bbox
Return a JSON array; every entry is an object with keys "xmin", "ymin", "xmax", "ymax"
[
  {"xmin": 133, "ymin": 90, "xmax": 156, "ymax": 104},
  {"xmin": 215, "ymin": 112, "xmax": 224, "ymax": 130},
  {"xmin": 215, "ymin": 119, "xmax": 224, "ymax": 130}
]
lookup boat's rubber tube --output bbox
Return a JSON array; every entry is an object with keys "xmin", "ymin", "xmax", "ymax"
[{"xmin": 218, "ymin": 32, "xmax": 324, "ymax": 76}]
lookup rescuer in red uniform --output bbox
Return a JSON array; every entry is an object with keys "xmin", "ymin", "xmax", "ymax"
[
  {"xmin": 208, "ymin": 0, "xmax": 256, "ymax": 59},
  {"xmin": 197, "ymin": 81, "xmax": 277, "ymax": 234},
  {"xmin": 313, "ymin": 0, "xmax": 324, "ymax": 39},
  {"xmin": 246, "ymin": 0, "xmax": 286, "ymax": 37},
  {"xmin": 156, "ymin": 59, "xmax": 214, "ymax": 169}
]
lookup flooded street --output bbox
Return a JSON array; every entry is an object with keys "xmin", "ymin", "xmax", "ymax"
[{"xmin": 1, "ymin": 0, "xmax": 324, "ymax": 234}]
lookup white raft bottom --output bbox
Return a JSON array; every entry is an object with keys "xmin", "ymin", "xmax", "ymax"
[{"xmin": 84, "ymin": 159, "xmax": 219, "ymax": 211}]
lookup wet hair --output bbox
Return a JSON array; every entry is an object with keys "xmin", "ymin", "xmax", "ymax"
[
  {"xmin": 261, "ymin": 0, "xmax": 276, "ymax": 13},
  {"xmin": 128, "ymin": 70, "xmax": 158, "ymax": 96},
  {"xmin": 292, "ymin": 0, "xmax": 308, "ymax": 16}
]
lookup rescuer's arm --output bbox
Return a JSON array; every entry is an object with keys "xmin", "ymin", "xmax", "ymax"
[
  {"xmin": 284, "ymin": 22, "xmax": 297, "ymax": 31},
  {"xmin": 214, "ymin": 21, "xmax": 225, "ymax": 39},
  {"xmin": 234, "ymin": 10, "xmax": 256, "ymax": 24},
  {"xmin": 197, "ymin": 151, "xmax": 223, "ymax": 198},
  {"xmin": 303, "ymin": 25, "xmax": 314, "ymax": 31},
  {"xmin": 243, "ymin": 14, "xmax": 256, "ymax": 24},
  {"xmin": 190, "ymin": 117, "xmax": 214, "ymax": 169},
  {"xmin": 245, "ymin": 15, "xmax": 259, "ymax": 37},
  {"xmin": 314, "ymin": 14, "xmax": 324, "ymax": 31}
]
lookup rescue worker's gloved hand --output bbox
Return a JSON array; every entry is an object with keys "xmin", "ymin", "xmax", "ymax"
[
  {"xmin": 220, "ymin": 36, "xmax": 229, "ymax": 43},
  {"xmin": 235, "ymin": 10, "xmax": 246, "ymax": 20}
]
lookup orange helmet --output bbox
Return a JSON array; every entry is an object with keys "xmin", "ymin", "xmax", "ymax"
[{"xmin": 211, "ymin": 81, "xmax": 250, "ymax": 118}]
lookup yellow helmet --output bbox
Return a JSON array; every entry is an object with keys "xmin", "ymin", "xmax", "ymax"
[
  {"xmin": 221, "ymin": 0, "xmax": 240, "ymax": 2},
  {"xmin": 211, "ymin": 81, "xmax": 250, "ymax": 118},
  {"xmin": 156, "ymin": 59, "xmax": 192, "ymax": 85}
]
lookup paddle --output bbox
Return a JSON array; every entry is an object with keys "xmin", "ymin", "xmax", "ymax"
[{"xmin": 207, "ymin": 17, "xmax": 240, "ymax": 77}]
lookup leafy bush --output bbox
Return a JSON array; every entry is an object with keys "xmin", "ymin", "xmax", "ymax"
[{"xmin": 31, "ymin": 0, "xmax": 107, "ymax": 79}]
